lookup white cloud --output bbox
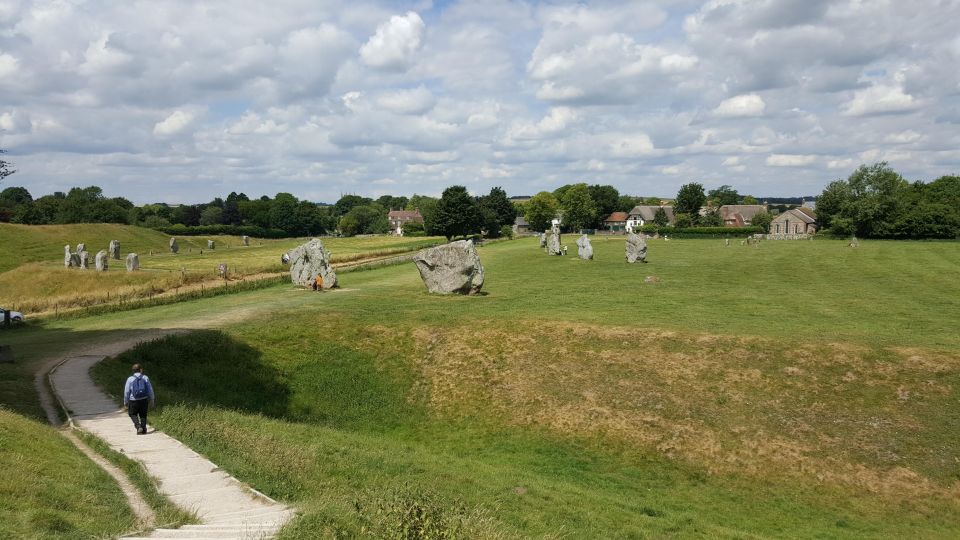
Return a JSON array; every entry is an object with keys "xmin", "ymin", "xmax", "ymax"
[
  {"xmin": 843, "ymin": 81, "xmax": 919, "ymax": 116},
  {"xmin": 153, "ymin": 110, "xmax": 196, "ymax": 136},
  {"xmin": 714, "ymin": 94, "xmax": 766, "ymax": 118},
  {"xmin": 0, "ymin": 53, "xmax": 18, "ymax": 78},
  {"xmin": 360, "ymin": 11, "xmax": 425, "ymax": 70},
  {"xmin": 376, "ymin": 86, "xmax": 435, "ymax": 115},
  {"xmin": 766, "ymin": 154, "xmax": 816, "ymax": 167}
]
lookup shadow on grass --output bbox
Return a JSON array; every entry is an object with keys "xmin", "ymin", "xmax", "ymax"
[{"xmin": 92, "ymin": 330, "xmax": 291, "ymax": 418}]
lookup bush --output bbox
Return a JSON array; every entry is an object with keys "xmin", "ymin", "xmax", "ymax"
[
  {"xmin": 635, "ymin": 225, "xmax": 763, "ymax": 238},
  {"xmin": 500, "ymin": 225, "xmax": 514, "ymax": 239}
]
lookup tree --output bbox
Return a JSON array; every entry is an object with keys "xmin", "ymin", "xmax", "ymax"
[
  {"xmin": 199, "ymin": 206, "xmax": 223, "ymax": 225},
  {"xmin": 432, "ymin": 186, "xmax": 481, "ymax": 240},
  {"xmin": 0, "ymin": 149, "xmax": 15, "ymax": 184},
  {"xmin": 674, "ymin": 183, "xmax": 706, "ymax": 223},
  {"xmin": 617, "ymin": 195, "xmax": 640, "ymax": 213},
  {"xmin": 482, "ymin": 186, "xmax": 516, "ymax": 227},
  {"xmin": 751, "ymin": 210, "xmax": 773, "ymax": 232},
  {"xmin": 588, "ymin": 184, "xmax": 619, "ymax": 227},
  {"xmin": 560, "ymin": 183, "xmax": 597, "ymax": 232},
  {"xmin": 653, "ymin": 207, "xmax": 669, "ymax": 227},
  {"xmin": 222, "ymin": 192, "xmax": 242, "ymax": 225},
  {"xmin": 815, "ymin": 180, "xmax": 852, "ymax": 232},
  {"xmin": 674, "ymin": 212, "xmax": 693, "ymax": 228},
  {"xmin": 269, "ymin": 192, "xmax": 300, "ymax": 233},
  {"xmin": 525, "ymin": 191, "xmax": 559, "ymax": 232},
  {"xmin": 742, "ymin": 195, "xmax": 759, "ymax": 205},
  {"xmin": 700, "ymin": 208, "xmax": 723, "ymax": 227},
  {"xmin": 0, "ymin": 186, "xmax": 32, "ymax": 206},
  {"xmin": 334, "ymin": 194, "xmax": 370, "ymax": 217},
  {"xmin": 708, "ymin": 185, "xmax": 740, "ymax": 206}
]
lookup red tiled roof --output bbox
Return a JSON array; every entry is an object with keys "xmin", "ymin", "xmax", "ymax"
[{"xmin": 604, "ymin": 211, "xmax": 628, "ymax": 222}]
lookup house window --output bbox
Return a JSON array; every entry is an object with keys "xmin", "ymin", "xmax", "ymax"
[{"xmin": 775, "ymin": 224, "xmax": 780, "ymax": 233}]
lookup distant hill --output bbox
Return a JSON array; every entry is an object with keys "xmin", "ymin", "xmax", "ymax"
[{"xmin": 758, "ymin": 196, "xmax": 818, "ymax": 205}]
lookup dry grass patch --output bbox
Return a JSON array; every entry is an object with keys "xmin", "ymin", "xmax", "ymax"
[{"xmin": 382, "ymin": 320, "xmax": 960, "ymax": 503}]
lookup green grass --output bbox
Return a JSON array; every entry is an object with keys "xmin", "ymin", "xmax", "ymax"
[
  {"xmin": 75, "ymin": 236, "xmax": 960, "ymax": 538},
  {"xmin": 0, "ymin": 408, "xmax": 135, "ymax": 539}
]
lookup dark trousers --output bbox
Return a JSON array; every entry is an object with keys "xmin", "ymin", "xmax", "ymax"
[{"xmin": 127, "ymin": 399, "xmax": 149, "ymax": 431}]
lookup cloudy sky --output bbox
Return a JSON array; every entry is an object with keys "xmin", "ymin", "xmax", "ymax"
[{"xmin": 2, "ymin": 0, "xmax": 959, "ymax": 204}]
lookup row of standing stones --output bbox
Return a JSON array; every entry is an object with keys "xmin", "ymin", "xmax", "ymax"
[
  {"xmin": 63, "ymin": 240, "xmax": 139, "ymax": 272},
  {"xmin": 538, "ymin": 229, "xmax": 648, "ymax": 263},
  {"xmin": 284, "ymin": 238, "xmax": 485, "ymax": 296},
  {"xmin": 167, "ymin": 235, "xmax": 250, "ymax": 255}
]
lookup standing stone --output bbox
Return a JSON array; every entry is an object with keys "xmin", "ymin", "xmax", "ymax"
[
  {"xmin": 126, "ymin": 253, "xmax": 140, "ymax": 271},
  {"xmin": 548, "ymin": 228, "xmax": 563, "ymax": 256},
  {"xmin": 625, "ymin": 233, "xmax": 647, "ymax": 263},
  {"xmin": 539, "ymin": 233, "xmax": 547, "ymax": 248},
  {"xmin": 288, "ymin": 238, "xmax": 337, "ymax": 289},
  {"xmin": 169, "ymin": 237, "xmax": 179, "ymax": 254},
  {"xmin": 413, "ymin": 240, "xmax": 484, "ymax": 295},
  {"xmin": 64, "ymin": 245, "xmax": 73, "ymax": 268},
  {"xmin": 109, "ymin": 240, "xmax": 120, "ymax": 259},
  {"xmin": 76, "ymin": 243, "xmax": 86, "ymax": 255},
  {"xmin": 95, "ymin": 250, "xmax": 108, "ymax": 271},
  {"xmin": 576, "ymin": 235, "xmax": 593, "ymax": 260},
  {"xmin": 78, "ymin": 250, "xmax": 89, "ymax": 269},
  {"xmin": 242, "ymin": 235, "xmax": 250, "ymax": 247},
  {"xmin": 207, "ymin": 240, "xmax": 215, "ymax": 250}
]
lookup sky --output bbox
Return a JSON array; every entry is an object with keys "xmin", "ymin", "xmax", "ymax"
[{"xmin": 1, "ymin": 0, "xmax": 959, "ymax": 204}]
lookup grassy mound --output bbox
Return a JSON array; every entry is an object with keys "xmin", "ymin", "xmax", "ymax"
[
  {"xmin": 89, "ymin": 237, "xmax": 960, "ymax": 537},
  {"xmin": 0, "ymin": 408, "xmax": 135, "ymax": 538}
]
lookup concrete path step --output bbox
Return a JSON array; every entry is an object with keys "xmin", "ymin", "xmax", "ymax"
[{"xmin": 48, "ymin": 354, "xmax": 295, "ymax": 539}]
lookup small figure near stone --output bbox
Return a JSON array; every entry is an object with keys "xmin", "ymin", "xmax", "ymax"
[
  {"xmin": 242, "ymin": 235, "xmax": 249, "ymax": 247},
  {"xmin": 848, "ymin": 236, "xmax": 859, "ymax": 248},
  {"xmin": 207, "ymin": 240, "xmax": 215, "ymax": 250},
  {"xmin": 725, "ymin": 238, "xmax": 730, "ymax": 246},
  {"xmin": 217, "ymin": 263, "xmax": 228, "ymax": 279},
  {"xmin": 126, "ymin": 253, "xmax": 140, "ymax": 271},
  {"xmin": 109, "ymin": 240, "xmax": 121, "ymax": 260},
  {"xmin": 169, "ymin": 237, "xmax": 179, "ymax": 254},
  {"xmin": 64, "ymin": 245, "xmax": 73, "ymax": 268},
  {"xmin": 413, "ymin": 240, "xmax": 484, "ymax": 295},
  {"xmin": 281, "ymin": 252, "xmax": 290, "ymax": 265},
  {"xmin": 95, "ymin": 250, "xmax": 109, "ymax": 271},
  {"xmin": 539, "ymin": 233, "xmax": 547, "ymax": 248},
  {"xmin": 576, "ymin": 235, "xmax": 593, "ymax": 260},
  {"xmin": 288, "ymin": 238, "xmax": 337, "ymax": 289},
  {"xmin": 78, "ymin": 250, "xmax": 90, "ymax": 269},
  {"xmin": 626, "ymin": 233, "xmax": 647, "ymax": 263}
]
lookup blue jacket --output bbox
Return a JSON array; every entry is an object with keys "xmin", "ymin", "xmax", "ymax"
[{"xmin": 123, "ymin": 373, "xmax": 155, "ymax": 404}]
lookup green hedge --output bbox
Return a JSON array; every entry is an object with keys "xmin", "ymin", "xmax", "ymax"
[
  {"xmin": 636, "ymin": 225, "xmax": 764, "ymax": 238},
  {"xmin": 155, "ymin": 224, "xmax": 291, "ymax": 238}
]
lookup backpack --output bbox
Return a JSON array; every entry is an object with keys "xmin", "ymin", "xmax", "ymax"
[{"xmin": 130, "ymin": 375, "xmax": 150, "ymax": 400}]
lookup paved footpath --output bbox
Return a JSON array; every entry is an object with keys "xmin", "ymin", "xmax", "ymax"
[{"xmin": 49, "ymin": 354, "xmax": 295, "ymax": 539}]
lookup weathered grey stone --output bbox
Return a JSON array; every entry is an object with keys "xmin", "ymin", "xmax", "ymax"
[
  {"xmin": 539, "ymin": 233, "xmax": 546, "ymax": 248},
  {"xmin": 548, "ymin": 229, "xmax": 563, "ymax": 255},
  {"xmin": 95, "ymin": 250, "xmax": 108, "ymax": 271},
  {"xmin": 70, "ymin": 252, "xmax": 81, "ymax": 267},
  {"xmin": 76, "ymin": 243, "xmax": 86, "ymax": 255},
  {"xmin": 64, "ymin": 245, "xmax": 73, "ymax": 268},
  {"xmin": 78, "ymin": 250, "xmax": 89, "ymax": 269},
  {"xmin": 576, "ymin": 235, "xmax": 593, "ymax": 260},
  {"xmin": 207, "ymin": 240, "xmax": 215, "ymax": 250},
  {"xmin": 413, "ymin": 240, "xmax": 484, "ymax": 295},
  {"xmin": 289, "ymin": 238, "xmax": 337, "ymax": 289},
  {"xmin": 169, "ymin": 237, "xmax": 179, "ymax": 254},
  {"xmin": 109, "ymin": 240, "xmax": 120, "ymax": 259},
  {"xmin": 242, "ymin": 235, "xmax": 249, "ymax": 246},
  {"xmin": 126, "ymin": 253, "xmax": 140, "ymax": 271},
  {"xmin": 625, "ymin": 233, "xmax": 647, "ymax": 263},
  {"xmin": 217, "ymin": 263, "xmax": 228, "ymax": 278}
]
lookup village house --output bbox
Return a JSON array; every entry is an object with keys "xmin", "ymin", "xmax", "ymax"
[
  {"xmin": 513, "ymin": 216, "xmax": 531, "ymax": 235},
  {"xmin": 603, "ymin": 211, "xmax": 628, "ymax": 232},
  {"xmin": 770, "ymin": 207, "xmax": 817, "ymax": 235},
  {"xmin": 387, "ymin": 209, "xmax": 424, "ymax": 235},
  {"xmin": 719, "ymin": 204, "xmax": 768, "ymax": 227},
  {"xmin": 626, "ymin": 205, "xmax": 675, "ymax": 231}
]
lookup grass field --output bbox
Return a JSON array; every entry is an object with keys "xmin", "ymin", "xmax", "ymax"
[
  {"xmin": 59, "ymin": 236, "xmax": 960, "ymax": 538},
  {"xmin": 0, "ymin": 223, "xmax": 443, "ymax": 313}
]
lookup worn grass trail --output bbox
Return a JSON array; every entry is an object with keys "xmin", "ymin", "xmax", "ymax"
[{"xmin": 81, "ymin": 237, "xmax": 960, "ymax": 538}]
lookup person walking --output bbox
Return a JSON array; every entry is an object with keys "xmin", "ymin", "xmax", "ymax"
[{"xmin": 123, "ymin": 363, "xmax": 155, "ymax": 435}]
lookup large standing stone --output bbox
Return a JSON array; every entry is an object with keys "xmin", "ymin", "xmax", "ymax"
[
  {"xmin": 126, "ymin": 253, "xmax": 140, "ymax": 271},
  {"xmin": 576, "ymin": 235, "xmax": 593, "ymax": 260},
  {"xmin": 625, "ymin": 233, "xmax": 647, "ymax": 263},
  {"xmin": 109, "ymin": 240, "xmax": 120, "ymax": 259},
  {"xmin": 207, "ymin": 240, "xmax": 215, "ymax": 250},
  {"xmin": 288, "ymin": 238, "xmax": 337, "ymax": 289},
  {"xmin": 169, "ymin": 237, "xmax": 179, "ymax": 254},
  {"xmin": 78, "ymin": 250, "xmax": 89, "ymax": 269},
  {"xmin": 64, "ymin": 245, "xmax": 73, "ymax": 268},
  {"xmin": 76, "ymin": 243, "xmax": 86, "ymax": 255},
  {"xmin": 413, "ymin": 240, "xmax": 484, "ymax": 295},
  {"xmin": 548, "ymin": 229, "xmax": 563, "ymax": 256},
  {"xmin": 95, "ymin": 250, "xmax": 108, "ymax": 271},
  {"xmin": 242, "ymin": 235, "xmax": 249, "ymax": 247}
]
